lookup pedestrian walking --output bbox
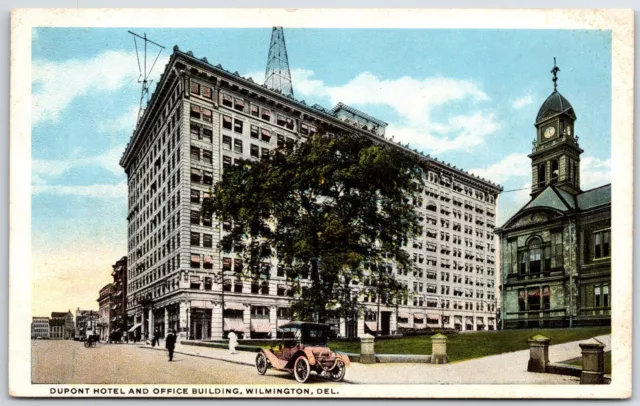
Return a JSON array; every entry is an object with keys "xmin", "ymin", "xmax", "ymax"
[
  {"xmin": 152, "ymin": 328, "xmax": 160, "ymax": 347},
  {"xmin": 228, "ymin": 331, "xmax": 238, "ymax": 354},
  {"xmin": 165, "ymin": 329, "xmax": 177, "ymax": 362}
]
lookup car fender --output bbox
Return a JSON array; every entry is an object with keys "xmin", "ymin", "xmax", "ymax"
[
  {"xmin": 261, "ymin": 349, "xmax": 287, "ymax": 370},
  {"xmin": 337, "ymin": 352, "xmax": 351, "ymax": 366},
  {"xmin": 284, "ymin": 350, "xmax": 316, "ymax": 369},
  {"xmin": 302, "ymin": 348, "xmax": 317, "ymax": 365}
]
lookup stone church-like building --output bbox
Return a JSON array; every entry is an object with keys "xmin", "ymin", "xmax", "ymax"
[{"xmin": 496, "ymin": 67, "xmax": 611, "ymax": 329}]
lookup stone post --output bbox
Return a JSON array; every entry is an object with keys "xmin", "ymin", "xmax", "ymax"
[
  {"xmin": 579, "ymin": 338, "xmax": 605, "ymax": 384},
  {"xmin": 360, "ymin": 333, "xmax": 376, "ymax": 364},
  {"xmin": 431, "ymin": 333, "xmax": 449, "ymax": 364},
  {"xmin": 527, "ymin": 334, "xmax": 551, "ymax": 373}
]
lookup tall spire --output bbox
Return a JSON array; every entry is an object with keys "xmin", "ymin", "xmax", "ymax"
[
  {"xmin": 264, "ymin": 27, "xmax": 294, "ymax": 97},
  {"xmin": 551, "ymin": 57, "xmax": 560, "ymax": 92}
]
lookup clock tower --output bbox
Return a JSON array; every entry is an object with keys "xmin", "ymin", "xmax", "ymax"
[{"xmin": 529, "ymin": 59, "xmax": 583, "ymax": 197}]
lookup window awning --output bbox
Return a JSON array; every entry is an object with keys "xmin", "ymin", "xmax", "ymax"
[
  {"xmin": 488, "ymin": 319, "xmax": 495, "ymax": 326},
  {"xmin": 250, "ymin": 319, "xmax": 272, "ymax": 333},
  {"xmin": 413, "ymin": 313, "xmax": 425, "ymax": 321},
  {"xmin": 128, "ymin": 323, "xmax": 142, "ymax": 332},
  {"xmin": 223, "ymin": 318, "xmax": 245, "ymax": 332},
  {"xmin": 476, "ymin": 319, "xmax": 484, "ymax": 326},
  {"xmin": 454, "ymin": 316, "xmax": 462, "ymax": 324},
  {"xmin": 365, "ymin": 321, "xmax": 378, "ymax": 332},
  {"xmin": 427, "ymin": 314, "xmax": 441, "ymax": 322},
  {"xmin": 398, "ymin": 311, "xmax": 410, "ymax": 319},
  {"xmin": 225, "ymin": 302, "xmax": 245, "ymax": 311}
]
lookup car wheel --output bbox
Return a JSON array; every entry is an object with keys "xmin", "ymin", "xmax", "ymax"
[
  {"xmin": 256, "ymin": 352, "xmax": 268, "ymax": 375},
  {"xmin": 328, "ymin": 360, "xmax": 346, "ymax": 382},
  {"xmin": 84, "ymin": 341, "xmax": 90, "ymax": 348},
  {"xmin": 293, "ymin": 356, "xmax": 310, "ymax": 383}
]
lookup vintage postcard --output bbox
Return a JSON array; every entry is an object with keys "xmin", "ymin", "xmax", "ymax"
[{"xmin": 9, "ymin": 8, "xmax": 633, "ymax": 399}]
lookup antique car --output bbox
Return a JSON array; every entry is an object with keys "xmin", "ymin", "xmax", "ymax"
[{"xmin": 255, "ymin": 322, "xmax": 350, "ymax": 383}]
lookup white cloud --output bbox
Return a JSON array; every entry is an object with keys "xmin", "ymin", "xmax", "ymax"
[
  {"xmin": 247, "ymin": 68, "xmax": 500, "ymax": 154},
  {"xmin": 468, "ymin": 153, "xmax": 531, "ymax": 185},
  {"xmin": 32, "ymin": 180, "xmax": 127, "ymax": 199},
  {"xmin": 581, "ymin": 156, "xmax": 611, "ymax": 190},
  {"xmin": 98, "ymin": 104, "xmax": 140, "ymax": 135},
  {"xmin": 513, "ymin": 94, "xmax": 534, "ymax": 110},
  {"xmin": 32, "ymin": 50, "xmax": 169, "ymax": 125}
]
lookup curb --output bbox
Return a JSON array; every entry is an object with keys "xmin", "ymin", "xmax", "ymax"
[{"xmin": 138, "ymin": 345, "xmax": 255, "ymax": 367}]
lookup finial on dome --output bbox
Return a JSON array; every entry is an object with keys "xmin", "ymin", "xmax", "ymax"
[{"xmin": 551, "ymin": 57, "xmax": 560, "ymax": 92}]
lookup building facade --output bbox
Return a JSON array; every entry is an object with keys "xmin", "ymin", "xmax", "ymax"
[
  {"xmin": 111, "ymin": 256, "xmax": 128, "ymax": 337},
  {"xmin": 31, "ymin": 317, "xmax": 50, "ymax": 339},
  {"xmin": 50, "ymin": 311, "xmax": 74, "ymax": 339},
  {"xmin": 75, "ymin": 308, "xmax": 99, "ymax": 340},
  {"xmin": 120, "ymin": 39, "xmax": 501, "ymax": 340},
  {"xmin": 97, "ymin": 283, "xmax": 115, "ymax": 341},
  {"xmin": 496, "ymin": 70, "xmax": 611, "ymax": 329}
]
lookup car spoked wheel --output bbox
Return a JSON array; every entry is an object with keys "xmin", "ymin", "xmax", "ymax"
[
  {"xmin": 293, "ymin": 356, "xmax": 310, "ymax": 383},
  {"xmin": 84, "ymin": 341, "xmax": 90, "ymax": 348},
  {"xmin": 328, "ymin": 360, "xmax": 346, "ymax": 382},
  {"xmin": 256, "ymin": 352, "xmax": 268, "ymax": 375}
]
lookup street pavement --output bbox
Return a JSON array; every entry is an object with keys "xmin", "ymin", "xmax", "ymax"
[
  {"xmin": 31, "ymin": 340, "xmax": 331, "ymax": 385},
  {"xmin": 31, "ymin": 334, "xmax": 610, "ymax": 385}
]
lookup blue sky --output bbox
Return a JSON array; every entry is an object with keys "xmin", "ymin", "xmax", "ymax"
[{"xmin": 30, "ymin": 28, "xmax": 612, "ymax": 316}]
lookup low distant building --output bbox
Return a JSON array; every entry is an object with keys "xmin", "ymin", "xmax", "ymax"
[
  {"xmin": 97, "ymin": 283, "xmax": 115, "ymax": 341},
  {"xmin": 50, "ymin": 311, "xmax": 74, "ymax": 339},
  {"xmin": 75, "ymin": 308, "xmax": 100, "ymax": 340},
  {"xmin": 31, "ymin": 316, "xmax": 50, "ymax": 339}
]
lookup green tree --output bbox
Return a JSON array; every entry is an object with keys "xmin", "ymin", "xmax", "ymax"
[{"xmin": 202, "ymin": 132, "xmax": 424, "ymax": 323}]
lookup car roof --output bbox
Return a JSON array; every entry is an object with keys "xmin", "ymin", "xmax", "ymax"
[{"xmin": 278, "ymin": 321, "xmax": 330, "ymax": 330}]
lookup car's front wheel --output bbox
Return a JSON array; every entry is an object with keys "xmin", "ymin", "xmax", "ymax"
[
  {"xmin": 328, "ymin": 360, "xmax": 346, "ymax": 382},
  {"xmin": 256, "ymin": 352, "xmax": 268, "ymax": 375},
  {"xmin": 293, "ymin": 356, "xmax": 311, "ymax": 383}
]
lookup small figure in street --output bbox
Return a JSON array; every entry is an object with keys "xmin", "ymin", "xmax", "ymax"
[
  {"xmin": 152, "ymin": 328, "xmax": 160, "ymax": 347},
  {"xmin": 165, "ymin": 329, "xmax": 177, "ymax": 362},
  {"xmin": 228, "ymin": 331, "xmax": 238, "ymax": 354}
]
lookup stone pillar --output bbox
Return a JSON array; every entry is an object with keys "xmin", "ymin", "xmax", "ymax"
[
  {"xmin": 431, "ymin": 333, "xmax": 449, "ymax": 364},
  {"xmin": 390, "ymin": 311, "xmax": 397, "ymax": 335},
  {"xmin": 339, "ymin": 318, "xmax": 346, "ymax": 338},
  {"xmin": 148, "ymin": 308, "xmax": 154, "ymax": 341},
  {"xmin": 243, "ymin": 304, "xmax": 251, "ymax": 340},
  {"xmin": 360, "ymin": 333, "xmax": 376, "ymax": 364},
  {"xmin": 579, "ymin": 338, "xmax": 605, "ymax": 384},
  {"xmin": 179, "ymin": 301, "xmax": 188, "ymax": 342},
  {"xmin": 164, "ymin": 308, "xmax": 169, "ymax": 337},
  {"xmin": 527, "ymin": 334, "xmax": 551, "ymax": 373},
  {"xmin": 212, "ymin": 302, "xmax": 223, "ymax": 340},
  {"xmin": 357, "ymin": 315, "xmax": 365, "ymax": 338},
  {"xmin": 269, "ymin": 305, "xmax": 277, "ymax": 339}
]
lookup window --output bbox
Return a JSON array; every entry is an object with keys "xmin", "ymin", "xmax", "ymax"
[
  {"xmin": 222, "ymin": 115, "xmax": 232, "ymax": 130},
  {"xmin": 202, "ymin": 108, "xmax": 212, "ymax": 123},
  {"xmin": 222, "ymin": 257, "xmax": 232, "ymax": 271},
  {"xmin": 202, "ymin": 127, "xmax": 212, "ymax": 141},
  {"xmin": 250, "ymin": 105, "xmax": 259, "ymax": 117},
  {"xmin": 261, "ymin": 108, "xmax": 271, "ymax": 121},
  {"xmin": 286, "ymin": 137, "xmax": 295, "ymax": 150},
  {"xmin": 528, "ymin": 287, "xmax": 541, "ymax": 310},
  {"xmin": 277, "ymin": 134, "xmax": 285, "ymax": 148},
  {"xmin": 595, "ymin": 284, "xmax": 610, "ymax": 307},
  {"xmin": 550, "ymin": 160, "xmax": 559, "ymax": 184},
  {"xmin": 222, "ymin": 93, "xmax": 233, "ymax": 107},
  {"xmin": 518, "ymin": 289, "xmax": 526, "ymax": 311},
  {"xmin": 190, "ymin": 104, "xmax": 201, "ymax": 119},
  {"xmin": 203, "ymin": 170, "xmax": 213, "ymax": 185},
  {"xmin": 277, "ymin": 114, "xmax": 286, "ymax": 126},
  {"xmin": 190, "ymin": 146, "xmax": 200, "ymax": 161},
  {"xmin": 250, "ymin": 125, "xmax": 259, "ymax": 139},
  {"xmin": 203, "ymin": 234, "xmax": 212, "ymax": 248},
  {"xmin": 234, "ymin": 139, "xmax": 243, "ymax": 153},
  {"xmin": 190, "ymin": 123, "xmax": 201, "ymax": 138},
  {"xmin": 190, "ymin": 232, "xmax": 200, "ymax": 246},
  {"xmin": 250, "ymin": 144, "xmax": 259, "ymax": 158},
  {"xmin": 202, "ymin": 86, "xmax": 212, "ymax": 99},
  {"xmin": 593, "ymin": 230, "xmax": 611, "ymax": 259},
  {"xmin": 528, "ymin": 239, "xmax": 542, "ymax": 273},
  {"xmin": 190, "ymin": 254, "xmax": 201, "ymax": 268},
  {"xmin": 234, "ymin": 98, "xmax": 244, "ymax": 111},
  {"xmin": 202, "ymin": 150, "xmax": 213, "ymax": 164},
  {"xmin": 191, "ymin": 210, "xmax": 200, "ymax": 225},
  {"xmin": 233, "ymin": 119, "xmax": 243, "ymax": 133},
  {"xmin": 190, "ymin": 168, "xmax": 202, "ymax": 182},
  {"xmin": 222, "ymin": 156, "xmax": 232, "ymax": 169},
  {"xmin": 537, "ymin": 164, "xmax": 546, "ymax": 188},
  {"xmin": 190, "ymin": 189, "xmax": 200, "ymax": 203},
  {"xmin": 202, "ymin": 214, "xmax": 212, "ymax": 226},
  {"xmin": 542, "ymin": 286, "xmax": 550, "ymax": 310},
  {"xmin": 261, "ymin": 129, "xmax": 271, "ymax": 143}
]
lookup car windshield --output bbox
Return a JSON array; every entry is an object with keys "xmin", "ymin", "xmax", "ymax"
[{"xmin": 303, "ymin": 327, "xmax": 328, "ymax": 345}]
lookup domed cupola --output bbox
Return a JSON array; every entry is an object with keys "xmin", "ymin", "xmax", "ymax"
[{"xmin": 535, "ymin": 90, "xmax": 576, "ymax": 125}]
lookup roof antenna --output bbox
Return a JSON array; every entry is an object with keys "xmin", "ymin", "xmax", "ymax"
[
  {"xmin": 128, "ymin": 31, "xmax": 166, "ymax": 124},
  {"xmin": 551, "ymin": 57, "xmax": 560, "ymax": 92}
]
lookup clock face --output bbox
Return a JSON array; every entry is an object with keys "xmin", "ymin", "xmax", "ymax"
[{"xmin": 543, "ymin": 126, "xmax": 556, "ymax": 139}]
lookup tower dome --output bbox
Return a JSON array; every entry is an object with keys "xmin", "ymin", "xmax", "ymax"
[{"xmin": 535, "ymin": 90, "xmax": 576, "ymax": 125}]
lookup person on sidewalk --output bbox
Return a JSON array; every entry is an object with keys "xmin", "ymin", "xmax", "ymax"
[
  {"xmin": 228, "ymin": 331, "xmax": 238, "ymax": 354},
  {"xmin": 165, "ymin": 329, "xmax": 177, "ymax": 362},
  {"xmin": 152, "ymin": 328, "xmax": 160, "ymax": 347}
]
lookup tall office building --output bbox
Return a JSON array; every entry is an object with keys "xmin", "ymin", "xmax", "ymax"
[{"xmin": 120, "ymin": 30, "xmax": 502, "ymax": 340}]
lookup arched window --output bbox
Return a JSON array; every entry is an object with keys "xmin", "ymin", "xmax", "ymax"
[
  {"xmin": 550, "ymin": 160, "xmax": 559, "ymax": 184},
  {"xmin": 538, "ymin": 164, "xmax": 546, "ymax": 188},
  {"xmin": 528, "ymin": 238, "xmax": 542, "ymax": 273}
]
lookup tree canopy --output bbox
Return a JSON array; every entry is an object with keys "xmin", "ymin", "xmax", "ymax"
[{"xmin": 201, "ymin": 132, "xmax": 425, "ymax": 323}]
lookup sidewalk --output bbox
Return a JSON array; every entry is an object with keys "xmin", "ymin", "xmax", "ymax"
[{"xmin": 137, "ymin": 334, "xmax": 610, "ymax": 385}]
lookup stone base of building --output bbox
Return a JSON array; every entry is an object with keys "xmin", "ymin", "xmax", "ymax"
[{"xmin": 504, "ymin": 316, "xmax": 611, "ymax": 330}]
